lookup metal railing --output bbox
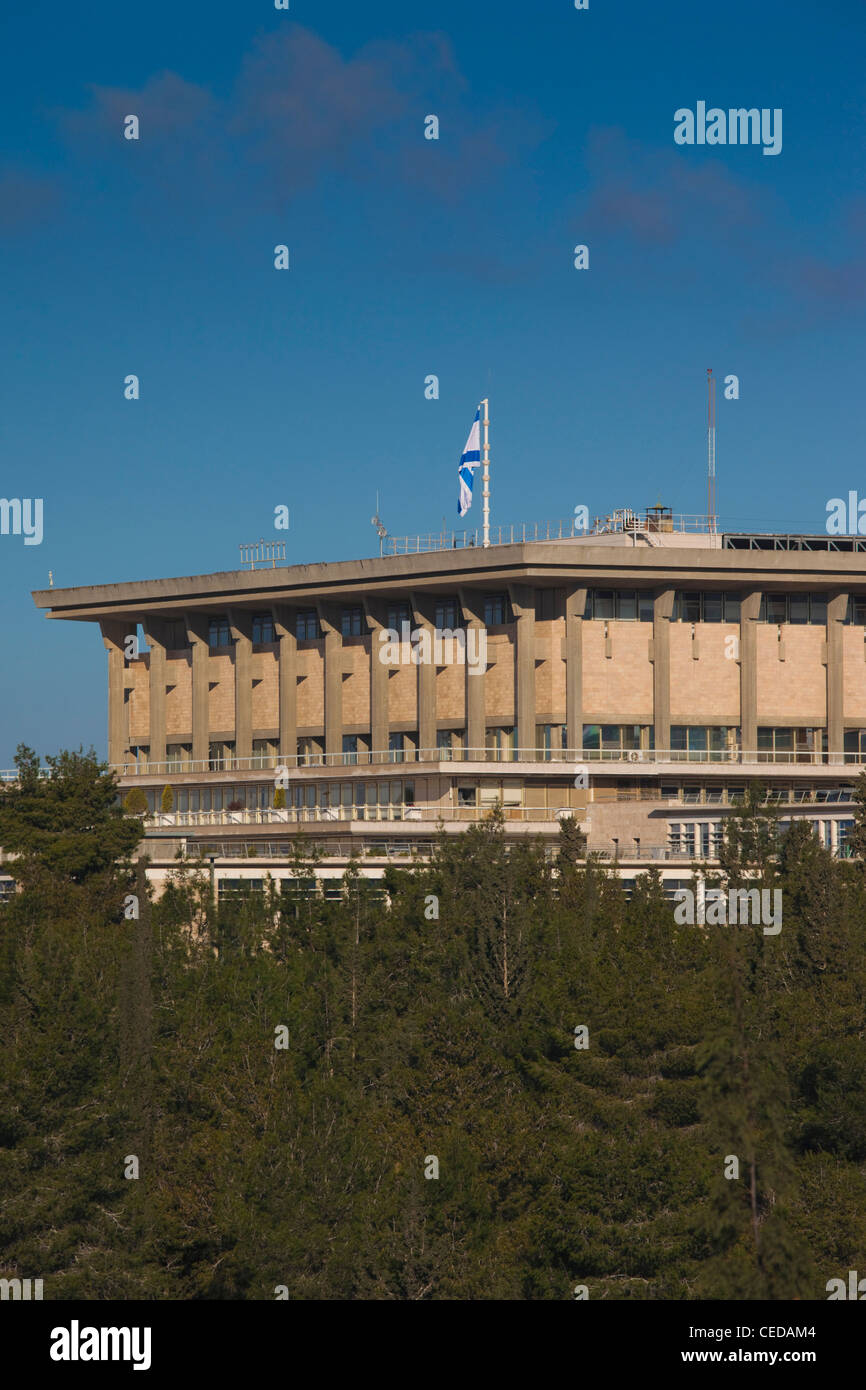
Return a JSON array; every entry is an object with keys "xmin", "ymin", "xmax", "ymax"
[
  {"xmin": 383, "ymin": 512, "xmax": 716, "ymax": 555},
  {"xmin": 144, "ymin": 804, "xmax": 569, "ymax": 829},
  {"xmin": 3, "ymin": 745, "xmax": 865, "ymax": 782}
]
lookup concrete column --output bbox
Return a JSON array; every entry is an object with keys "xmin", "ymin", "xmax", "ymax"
[
  {"xmin": 739, "ymin": 591, "xmax": 762, "ymax": 756},
  {"xmin": 459, "ymin": 590, "xmax": 485, "ymax": 759},
  {"xmin": 228, "ymin": 608, "xmax": 253, "ymax": 765},
  {"xmin": 565, "ymin": 587, "xmax": 587, "ymax": 756},
  {"xmin": 652, "ymin": 589, "xmax": 676, "ymax": 754},
  {"xmin": 411, "ymin": 593, "xmax": 436, "ymax": 762},
  {"xmin": 185, "ymin": 613, "xmax": 210, "ymax": 768},
  {"xmin": 364, "ymin": 598, "xmax": 389, "ymax": 766},
  {"xmin": 316, "ymin": 602, "xmax": 344, "ymax": 764},
  {"xmin": 273, "ymin": 605, "xmax": 297, "ymax": 765},
  {"xmin": 827, "ymin": 591, "xmax": 848, "ymax": 765},
  {"xmin": 143, "ymin": 617, "xmax": 167, "ymax": 770},
  {"xmin": 100, "ymin": 620, "xmax": 128, "ymax": 768},
  {"xmin": 509, "ymin": 584, "xmax": 536, "ymax": 761}
]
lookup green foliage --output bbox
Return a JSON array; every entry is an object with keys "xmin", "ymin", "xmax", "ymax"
[
  {"xmin": 160, "ymin": 785, "xmax": 174, "ymax": 813},
  {"xmin": 1, "ymin": 761, "xmax": 865, "ymax": 1299},
  {"xmin": 273, "ymin": 787, "xmax": 286, "ymax": 810},
  {"xmin": 124, "ymin": 787, "xmax": 148, "ymax": 816}
]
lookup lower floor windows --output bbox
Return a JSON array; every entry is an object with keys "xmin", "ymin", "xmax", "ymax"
[{"xmin": 668, "ymin": 821, "xmax": 724, "ymax": 857}]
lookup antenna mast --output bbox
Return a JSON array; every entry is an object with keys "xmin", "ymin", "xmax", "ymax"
[{"xmin": 707, "ymin": 368, "xmax": 716, "ymax": 534}]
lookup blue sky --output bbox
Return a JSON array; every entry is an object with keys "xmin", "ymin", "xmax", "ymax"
[{"xmin": 1, "ymin": 0, "xmax": 865, "ymax": 765}]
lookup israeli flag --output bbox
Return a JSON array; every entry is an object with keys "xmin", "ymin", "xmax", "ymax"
[{"xmin": 457, "ymin": 407, "xmax": 481, "ymax": 517}]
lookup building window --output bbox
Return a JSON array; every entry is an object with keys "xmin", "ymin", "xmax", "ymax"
[
  {"xmin": 252, "ymin": 613, "xmax": 275, "ymax": 644},
  {"xmin": 388, "ymin": 733, "xmax": 405, "ymax": 764},
  {"xmin": 757, "ymin": 727, "xmax": 827, "ymax": 763},
  {"xmin": 846, "ymin": 596, "xmax": 866, "ymax": 626},
  {"xmin": 536, "ymin": 724, "xmax": 553, "ymax": 760},
  {"xmin": 670, "ymin": 727, "xmax": 740, "ymax": 761},
  {"xmin": 672, "ymin": 592, "xmax": 740, "ymax": 623},
  {"xmin": 296, "ymin": 610, "xmax": 320, "ymax": 641},
  {"xmin": 252, "ymin": 739, "xmax": 276, "ymax": 769},
  {"xmin": 485, "ymin": 726, "xmax": 514, "ymax": 761},
  {"xmin": 387, "ymin": 601, "xmax": 411, "ymax": 631},
  {"xmin": 208, "ymin": 616, "xmax": 232, "ymax": 649},
  {"xmin": 341, "ymin": 606, "xmax": 363, "ymax": 637},
  {"xmin": 457, "ymin": 786, "xmax": 477, "ymax": 808},
  {"xmin": 583, "ymin": 590, "xmax": 655, "ymax": 622},
  {"xmin": 758, "ymin": 593, "xmax": 827, "ymax": 625},
  {"xmin": 127, "ymin": 745, "xmax": 150, "ymax": 770},
  {"xmin": 436, "ymin": 729, "xmax": 454, "ymax": 761},
  {"xmin": 435, "ymin": 598, "xmax": 460, "ymax": 629},
  {"xmin": 537, "ymin": 589, "xmax": 563, "ymax": 621},
  {"xmin": 582, "ymin": 725, "xmax": 653, "ymax": 757},
  {"xmin": 844, "ymin": 730, "xmax": 866, "ymax": 762},
  {"xmin": 297, "ymin": 737, "xmax": 322, "ymax": 767},
  {"xmin": 166, "ymin": 743, "xmax": 191, "ymax": 771},
  {"xmin": 342, "ymin": 735, "xmax": 359, "ymax": 766},
  {"xmin": 484, "ymin": 594, "xmax": 509, "ymax": 627},
  {"xmin": 164, "ymin": 620, "xmax": 188, "ymax": 650}
]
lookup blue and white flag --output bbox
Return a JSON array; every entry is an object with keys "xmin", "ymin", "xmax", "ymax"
[{"xmin": 457, "ymin": 407, "xmax": 481, "ymax": 517}]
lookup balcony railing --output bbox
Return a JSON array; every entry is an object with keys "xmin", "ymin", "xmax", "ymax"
[
  {"xmin": 144, "ymin": 804, "xmax": 570, "ymax": 829},
  {"xmin": 104, "ymin": 746, "xmax": 866, "ymax": 777},
  {"xmin": 3, "ymin": 746, "xmax": 864, "ymax": 784}
]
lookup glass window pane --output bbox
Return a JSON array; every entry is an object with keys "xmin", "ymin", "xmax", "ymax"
[
  {"xmin": 594, "ymin": 590, "xmax": 614, "ymax": 620},
  {"xmin": 702, "ymin": 594, "xmax": 722, "ymax": 623},
  {"xmin": 789, "ymin": 595, "xmax": 808, "ymax": 625},
  {"xmin": 639, "ymin": 593, "xmax": 655, "ymax": 623},
  {"xmin": 810, "ymin": 594, "xmax": 827, "ymax": 625},
  {"xmin": 617, "ymin": 592, "xmax": 637, "ymax": 621},
  {"xmin": 767, "ymin": 595, "xmax": 787, "ymax": 624},
  {"xmin": 601, "ymin": 725, "xmax": 621, "ymax": 750},
  {"xmin": 724, "ymin": 594, "xmax": 741, "ymax": 622},
  {"xmin": 582, "ymin": 725, "xmax": 600, "ymax": 750},
  {"xmin": 681, "ymin": 593, "xmax": 701, "ymax": 623}
]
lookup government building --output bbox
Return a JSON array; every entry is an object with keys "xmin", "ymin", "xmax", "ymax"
[{"xmin": 29, "ymin": 507, "xmax": 866, "ymax": 899}]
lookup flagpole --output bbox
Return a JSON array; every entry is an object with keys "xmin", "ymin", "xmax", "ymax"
[{"xmin": 481, "ymin": 397, "xmax": 490, "ymax": 548}]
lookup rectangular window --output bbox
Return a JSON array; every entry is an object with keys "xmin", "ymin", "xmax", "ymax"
[
  {"xmin": 484, "ymin": 594, "xmax": 508, "ymax": 626},
  {"xmin": 536, "ymin": 724, "xmax": 552, "ymax": 760},
  {"xmin": 388, "ymin": 733, "xmax": 404, "ymax": 764},
  {"xmin": 617, "ymin": 591, "xmax": 637, "ymax": 622},
  {"xmin": 252, "ymin": 613, "xmax": 275, "ymax": 644},
  {"xmin": 164, "ymin": 620, "xmax": 188, "ymax": 650},
  {"xmin": 387, "ymin": 601, "xmax": 411, "ymax": 631},
  {"xmin": 296, "ymin": 610, "xmax": 320, "ymax": 641},
  {"xmin": 847, "ymin": 597, "xmax": 866, "ymax": 626},
  {"xmin": 342, "ymin": 735, "xmax": 359, "ymax": 766},
  {"xmin": 341, "ymin": 606, "xmax": 363, "ymax": 637},
  {"xmin": 208, "ymin": 616, "xmax": 231, "ymax": 649},
  {"xmin": 436, "ymin": 729, "xmax": 453, "ymax": 761},
  {"xmin": 435, "ymin": 598, "xmax": 459, "ymax": 629}
]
